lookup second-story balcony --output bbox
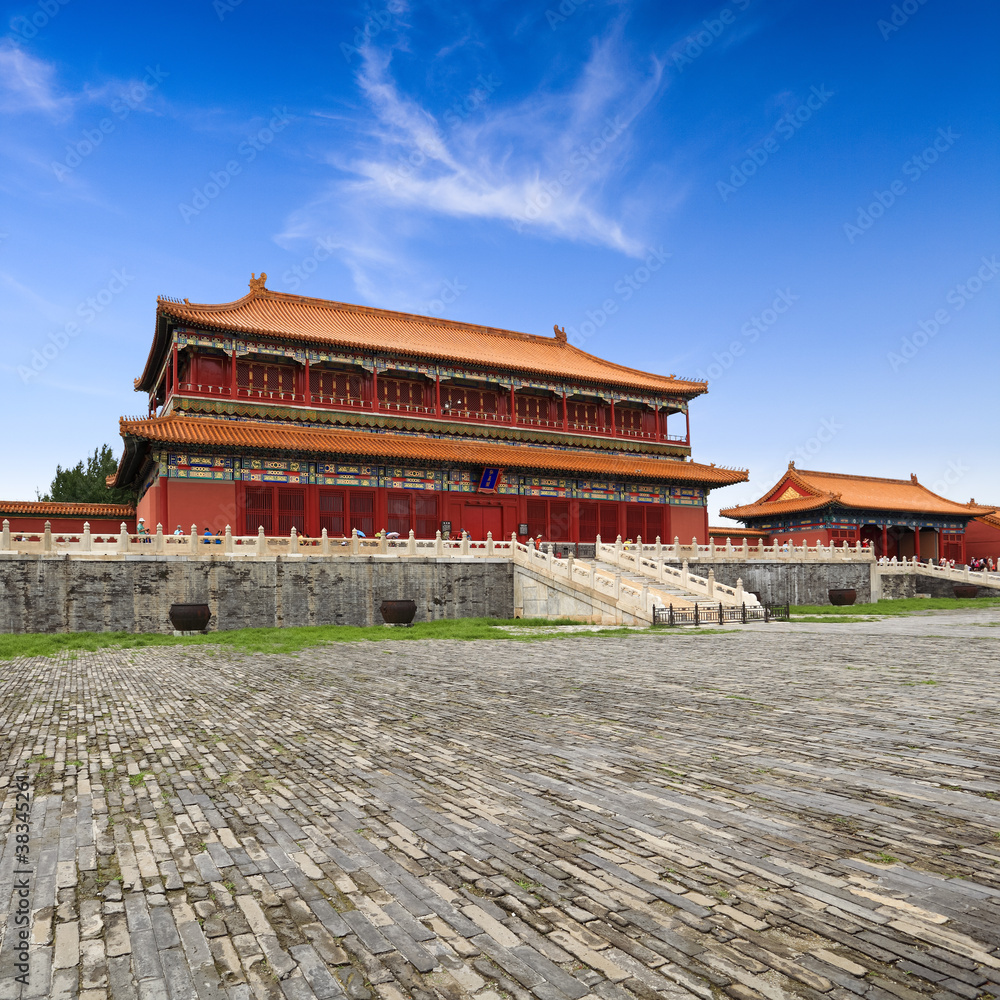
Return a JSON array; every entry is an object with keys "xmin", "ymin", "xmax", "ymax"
[{"xmin": 161, "ymin": 355, "xmax": 691, "ymax": 447}]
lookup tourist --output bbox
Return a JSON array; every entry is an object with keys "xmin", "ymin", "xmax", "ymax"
[
  {"xmin": 173, "ymin": 524, "xmax": 183, "ymax": 535},
  {"xmin": 137, "ymin": 517, "xmax": 148, "ymax": 541}
]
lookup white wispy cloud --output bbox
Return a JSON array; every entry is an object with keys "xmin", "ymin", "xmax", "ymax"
[
  {"xmin": 278, "ymin": 20, "xmax": 669, "ymax": 302},
  {"xmin": 0, "ymin": 39, "xmax": 72, "ymax": 117}
]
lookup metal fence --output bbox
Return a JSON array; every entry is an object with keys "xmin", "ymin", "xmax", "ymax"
[{"xmin": 652, "ymin": 602, "xmax": 790, "ymax": 627}]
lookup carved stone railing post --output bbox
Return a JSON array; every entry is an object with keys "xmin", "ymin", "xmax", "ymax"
[
  {"xmin": 154, "ymin": 523, "xmax": 163, "ymax": 553},
  {"xmin": 707, "ymin": 569, "xmax": 715, "ymax": 598},
  {"xmin": 321, "ymin": 528, "xmax": 330, "ymax": 555},
  {"xmin": 461, "ymin": 531, "xmax": 470, "ymax": 556},
  {"xmin": 655, "ymin": 536, "xmax": 662, "ymax": 558},
  {"xmin": 291, "ymin": 526, "xmax": 299, "ymax": 552},
  {"xmin": 435, "ymin": 530, "xmax": 443, "ymax": 556},
  {"xmin": 742, "ymin": 538, "xmax": 748, "ymax": 557},
  {"xmin": 708, "ymin": 539, "xmax": 716, "ymax": 558},
  {"xmin": 82, "ymin": 521, "xmax": 91, "ymax": 552},
  {"xmin": 615, "ymin": 534, "xmax": 623, "ymax": 557},
  {"xmin": 636, "ymin": 534, "xmax": 643, "ymax": 552},
  {"xmin": 224, "ymin": 524, "xmax": 233, "ymax": 553},
  {"xmin": 43, "ymin": 521, "xmax": 53, "ymax": 553},
  {"xmin": 614, "ymin": 573, "xmax": 621, "ymax": 599},
  {"xmin": 407, "ymin": 529, "xmax": 416, "ymax": 556},
  {"xmin": 0, "ymin": 519, "xmax": 9, "ymax": 551},
  {"xmin": 674, "ymin": 535, "xmax": 681, "ymax": 560},
  {"xmin": 118, "ymin": 522, "xmax": 130, "ymax": 554},
  {"xmin": 735, "ymin": 577, "xmax": 744, "ymax": 604},
  {"xmin": 379, "ymin": 530, "xmax": 387, "ymax": 554},
  {"xmin": 257, "ymin": 526, "xmax": 265, "ymax": 554},
  {"xmin": 486, "ymin": 531, "xmax": 494, "ymax": 556},
  {"xmin": 640, "ymin": 582, "xmax": 649, "ymax": 613},
  {"xmin": 189, "ymin": 524, "xmax": 198, "ymax": 558},
  {"xmin": 681, "ymin": 559, "xmax": 689, "ymax": 590},
  {"xmin": 351, "ymin": 528, "xmax": 360, "ymax": 555},
  {"xmin": 589, "ymin": 563, "xmax": 596, "ymax": 589}
]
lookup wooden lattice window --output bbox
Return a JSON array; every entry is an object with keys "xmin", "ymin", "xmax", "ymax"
[
  {"xmin": 515, "ymin": 394, "xmax": 551, "ymax": 422},
  {"xmin": 617, "ymin": 406, "xmax": 644, "ymax": 433},
  {"xmin": 387, "ymin": 491, "xmax": 411, "ymax": 536},
  {"xmin": 415, "ymin": 495, "xmax": 438, "ymax": 538},
  {"xmin": 599, "ymin": 503, "xmax": 618, "ymax": 541},
  {"xmin": 245, "ymin": 486, "xmax": 273, "ymax": 535},
  {"xmin": 277, "ymin": 489, "xmax": 305, "ymax": 536},
  {"xmin": 349, "ymin": 491, "xmax": 374, "ymax": 536},
  {"xmin": 378, "ymin": 378, "xmax": 424, "ymax": 407},
  {"xmin": 237, "ymin": 361, "xmax": 296, "ymax": 394},
  {"xmin": 568, "ymin": 401, "xmax": 600, "ymax": 428},
  {"xmin": 319, "ymin": 489, "xmax": 345, "ymax": 536},
  {"xmin": 549, "ymin": 501, "xmax": 570, "ymax": 542},
  {"xmin": 442, "ymin": 386, "xmax": 497, "ymax": 415},
  {"xmin": 579, "ymin": 502, "xmax": 599, "ymax": 542},
  {"xmin": 310, "ymin": 368, "xmax": 365, "ymax": 400}
]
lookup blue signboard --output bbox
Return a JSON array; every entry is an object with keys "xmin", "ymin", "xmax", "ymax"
[{"xmin": 478, "ymin": 467, "xmax": 502, "ymax": 493}]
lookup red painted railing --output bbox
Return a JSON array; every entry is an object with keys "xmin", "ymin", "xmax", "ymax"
[{"xmin": 169, "ymin": 383, "xmax": 690, "ymax": 445}]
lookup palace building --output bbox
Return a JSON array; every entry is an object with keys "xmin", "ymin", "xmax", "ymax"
[
  {"xmin": 110, "ymin": 275, "xmax": 747, "ymax": 544},
  {"xmin": 720, "ymin": 464, "xmax": 994, "ymax": 563}
]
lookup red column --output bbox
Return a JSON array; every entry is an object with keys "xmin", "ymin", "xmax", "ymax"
[
  {"xmin": 303, "ymin": 358, "xmax": 311, "ymax": 405},
  {"xmin": 562, "ymin": 390, "xmax": 568, "ymax": 431},
  {"xmin": 881, "ymin": 524, "xmax": 888, "ymax": 558},
  {"xmin": 510, "ymin": 385, "xmax": 517, "ymax": 425},
  {"xmin": 171, "ymin": 342, "xmax": 179, "ymax": 398},
  {"xmin": 609, "ymin": 399, "xmax": 616, "ymax": 437},
  {"xmin": 655, "ymin": 404, "xmax": 661, "ymax": 442},
  {"xmin": 684, "ymin": 408, "xmax": 690, "ymax": 445},
  {"xmin": 231, "ymin": 351, "xmax": 238, "ymax": 399},
  {"xmin": 371, "ymin": 364, "xmax": 378, "ymax": 410},
  {"xmin": 435, "ymin": 373, "xmax": 441, "ymax": 416}
]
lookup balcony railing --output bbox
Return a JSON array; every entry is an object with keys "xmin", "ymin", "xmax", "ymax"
[{"xmin": 167, "ymin": 382, "xmax": 690, "ymax": 444}]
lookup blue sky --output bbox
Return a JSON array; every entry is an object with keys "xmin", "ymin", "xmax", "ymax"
[{"xmin": 1, "ymin": 0, "xmax": 997, "ymax": 519}]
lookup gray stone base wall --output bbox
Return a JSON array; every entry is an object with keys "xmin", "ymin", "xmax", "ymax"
[
  {"xmin": 0, "ymin": 556, "xmax": 513, "ymax": 634},
  {"xmin": 880, "ymin": 573, "xmax": 985, "ymax": 600},
  {"xmin": 689, "ymin": 561, "xmax": 874, "ymax": 605}
]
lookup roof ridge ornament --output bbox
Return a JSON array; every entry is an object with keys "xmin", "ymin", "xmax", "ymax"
[
  {"xmin": 249, "ymin": 272, "xmax": 268, "ymax": 293},
  {"xmin": 553, "ymin": 324, "xmax": 567, "ymax": 344}
]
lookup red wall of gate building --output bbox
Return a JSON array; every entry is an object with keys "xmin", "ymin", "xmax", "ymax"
[{"xmin": 139, "ymin": 480, "xmax": 704, "ymax": 544}]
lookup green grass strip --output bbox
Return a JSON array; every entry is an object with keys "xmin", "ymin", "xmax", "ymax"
[
  {"xmin": 0, "ymin": 617, "xmax": 668, "ymax": 660},
  {"xmin": 791, "ymin": 596, "xmax": 1000, "ymax": 617}
]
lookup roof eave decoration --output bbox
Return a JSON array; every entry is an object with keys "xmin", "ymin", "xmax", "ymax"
[
  {"xmin": 113, "ymin": 414, "xmax": 748, "ymax": 489},
  {"xmin": 135, "ymin": 275, "xmax": 708, "ymax": 397}
]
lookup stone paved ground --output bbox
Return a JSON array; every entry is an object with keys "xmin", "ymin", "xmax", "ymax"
[{"xmin": 1, "ymin": 609, "xmax": 999, "ymax": 1000}]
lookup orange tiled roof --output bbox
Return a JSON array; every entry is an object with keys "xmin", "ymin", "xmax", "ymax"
[
  {"xmin": 147, "ymin": 278, "xmax": 705, "ymax": 396},
  {"xmin": 0, "ymin": 501, "xmax": 134, "ymax": 517},
  {"xmin": 116, "ymin": 415, "xmax": 747, "ymax": 487},
  {"xmin": 973, "ymin": 505, "xmax": 1000, "ymax": 530},
  {"xmin": 708, "ymin": 525, "xmax": 769, "ymax": 537},
  {"xmin": 721, "ymin": 465, "xmax": 995, "ymax": 520}
]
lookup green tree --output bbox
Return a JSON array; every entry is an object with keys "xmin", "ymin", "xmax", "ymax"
[{"xmin": 37, "ymin": 445, "xmax": 135, "ymax": 505}]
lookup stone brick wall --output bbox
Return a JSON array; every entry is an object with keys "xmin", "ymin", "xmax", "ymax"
[
  {"xmin": 0, "ymin": 556, "xmax": 513, "ymax": 633},
  {"xmin": 691, "ymin": 560, "xmax": 875, "ymax": 605}
]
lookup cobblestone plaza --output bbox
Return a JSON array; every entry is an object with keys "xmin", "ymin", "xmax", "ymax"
[{"xmin": 1, "ymin": 611, "xmax": 999, "ymax": 1000}]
